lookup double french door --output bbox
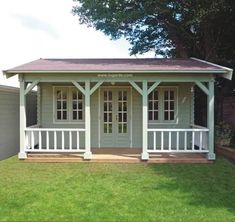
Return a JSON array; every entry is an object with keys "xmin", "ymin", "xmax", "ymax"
[{"xmin": 100, "ymin": 88, "xmax": 131, "ymax": 147}]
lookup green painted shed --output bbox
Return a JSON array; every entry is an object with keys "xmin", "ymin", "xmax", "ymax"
[{"xmin": 3, "ymin": 58, "xmax": 233, "ymax": 161}]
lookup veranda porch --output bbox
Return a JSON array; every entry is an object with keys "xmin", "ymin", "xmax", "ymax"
[{"xmin": 19, "ymin": 77, "xmax": 215, "ymax": 161}]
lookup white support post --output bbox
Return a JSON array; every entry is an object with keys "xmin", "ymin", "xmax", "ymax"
[
  {"xmin": 207, "ymin": 80, "xmax": 216, "ymax": 160},
  {"xmin": 84, "ymin": 80, "xmax": 92, "ymax": 160},
  {"xmin": 141, "ymin": 80, "xmax": 149, "ymax": 160},
  {"xmin": 19, "ymin": 76, "xmax": 27, "ymax": 159}
]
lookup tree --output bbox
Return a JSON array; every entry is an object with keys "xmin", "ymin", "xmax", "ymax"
[
  {"xmin": 72, "ymin": 0, "xmax": 235, "ymax": 124},
  {"xmin": 72, "ymin": 0, "xmax": 235, "ymax": 61}
]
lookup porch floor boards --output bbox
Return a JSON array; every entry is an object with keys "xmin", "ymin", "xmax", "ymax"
[{"xmin": 25, "ymin": 148, "xmax": 211, "ymax": 163}]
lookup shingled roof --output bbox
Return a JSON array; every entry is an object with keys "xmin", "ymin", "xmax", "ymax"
[{"xmin": 3, "ymin": 58, "xmax": 233, "ymax": 79}]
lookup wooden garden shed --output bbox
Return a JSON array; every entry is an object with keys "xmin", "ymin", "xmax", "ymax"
[{"xmin": 3, "ymin": 58, "xmax": 233, "ymax": 161}]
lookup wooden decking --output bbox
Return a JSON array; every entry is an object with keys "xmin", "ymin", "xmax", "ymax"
[{"xmin": 25, "ymin": 148, "xmax": 212, "ymax": 163}]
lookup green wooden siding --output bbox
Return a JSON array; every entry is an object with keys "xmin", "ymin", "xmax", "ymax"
[{"xmin": 39, "ymin": 82, "xmax": 194, "ymax": 148}]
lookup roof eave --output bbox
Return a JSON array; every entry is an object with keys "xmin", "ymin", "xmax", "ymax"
[
  {"xmin": 3, "ymin": 69, "xmax": 228, "ymax": 75},
  {"xmin": 191, "ymin": 57, "xmax": 233, "ymax": 80}
]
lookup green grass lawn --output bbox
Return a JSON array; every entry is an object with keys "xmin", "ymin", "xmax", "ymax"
[{"xmin": 0, "ymin": 157, "xmax": 235, "ymax": 222}]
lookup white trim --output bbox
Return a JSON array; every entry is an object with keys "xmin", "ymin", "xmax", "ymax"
[
  {"xmin": 148, "ymin": 86, "xmax": 179, "ymax": 125},
  {"xmin": 52, "ymin": 86, "xmax": 85, "ymax": 124},
  {"xmin": 130, "ymin": 87, "xmax": 133, "ymax": 148},
  {"xmin": 98, "ymin": 87, "xmax": 101, "ymax": 148},
  {"xmin": 99, "ymin": 86, "xmax": 132, "ymax": 148}
]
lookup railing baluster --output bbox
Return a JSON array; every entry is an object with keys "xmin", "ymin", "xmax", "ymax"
[
  {"xmin": 46, "ymin": 131, "xmax": 49, "ymax": 150},
  {"xmin": 192, "ymin": 131, "xmax": 195, "ymax": 150},
  {"xmin": 176, "ymin": 131, "xmax": 179, "ymax": 151},
  {"xmin": 169, "ymin": 131, "xmax": 171, "ymax": 151},
  {"xmin": 77, "ymin": 131, "xmax": 79, "ymax": 150},
  {"xmin": 31, "ymin": 131, "xmax": 34, "ymax": 150},
  {"xmin": 54, "ymin": 131, "xmax": 57, "ymax": 150},
  {"xmin": 62, "ymin": 131, "xmax": 64, "ymax": 150},
  {"xmin": 69, "ymin": 131, "xmax": 72, "ymax": 150},
  {"xmin": 161, "ymin": 131, "xmax": 164, "ymax": 150},
  {"xmin": 153, "ymin": 131, "xmax": 156, "ymax": 150},
  {"xmin": 184, "ymin": 131, "xmax": 187, "ymax": 150},
  {"xmin": 39, "ymin": 131, "xmax": 42, "ymax": 150},
  {"xmin": 199, "ymin": 131, "xmax": 203, "ymax": 150}
]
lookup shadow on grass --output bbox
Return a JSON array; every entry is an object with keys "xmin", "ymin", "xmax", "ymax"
[{"xmin": 148, "ymin": 157, "xmax": 235, "ymax": 214}]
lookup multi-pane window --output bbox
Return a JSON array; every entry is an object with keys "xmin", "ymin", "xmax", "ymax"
[
  {"xmin": 148, "ymin": 88, "xmax": 176, "ymax": 122},
  {"xmin": 148, "ymin": 90, "xmax": 159, "ymax": 121},
  {"xmin": 118, "ymin": 90, "xmax": 128, "ymax": 133},
  {"xmin": 164, "ymin": 90, "xmax": 175, "ymax": 121},
  {"xmin": 55, "ymin": 87, "xmax": 84, "ymax": 122},
  {"xmin": 72, "ymin": 91, "xmax": 83, "ymax": 120},
  {"xmin": 103, "ymin": 90, "xmax": 112, "ymax": 133},
  {"xmin": 56, "ymin": 89, "xmax": 68, "ymax": 120}
]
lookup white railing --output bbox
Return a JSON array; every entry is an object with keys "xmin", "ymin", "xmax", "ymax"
[
  {"xmin": 25, "ymin": 127, "xmax": 85, "ymax": 152},
  {"xmin": 147, "ymin": 127, "xmax": 209, "ymax": 153}
]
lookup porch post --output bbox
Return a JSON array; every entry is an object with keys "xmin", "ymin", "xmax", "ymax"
[
  {"xmin": 19, "ymin": 76, "xmax": 27, "ymax": 159},
  {"xmin": 141, "ymin": 80, "xmax": 149, "ymax": 160},
  {"xmin": 84, "ymin": 80, "xmax": 92, "ymax": 159},
  {"xmin": 207, "ymin": 80, "xmax": 216, "ymax": 160}
]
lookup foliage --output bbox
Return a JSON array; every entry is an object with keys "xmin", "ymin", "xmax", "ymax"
[
  {"xmin": 0, "ymin": 156, "xmax": 235, "ymax": 221},
  {"xmin": 215, "ymin": 121, "xmax": 233, "ymax": 145},
  {"xmin": 72, "ymin": 0, "xmax": 235, "ymax": 61}
]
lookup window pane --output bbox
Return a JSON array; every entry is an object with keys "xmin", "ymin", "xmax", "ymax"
[
  {"xmin": 57, "ymin": 91, "xmax": 61, "ymax": 99},
  {"xmin": 123, "ymin": 102, "xmax": 127, "ymax": 111},
  {"xmin": 123, "ymin": 113, "xmax": 127, "ymax": 122},
  {"xmin": 73, "ymin": 101, "xmax": 77, "ymax": 109},
  {"xmin": 78, "ymin": 101, "xmax": 82, "ymax": 109},
  {"xmin": 108, "ymin": 91, "xmax": 112, "ymax": 100},
  {"xmin": 164, "ymin": 91, "xmax": 168, "ymax": 100},
  {"xmin": 63, "ymin": 101, "xmax": 67, "ymax": 109},
  {"xmin": 148, "ymin": 111, "xmax": 152, "ymax": 120},
  {"xmin": 109, "ymin": 113, "xmax": 112, "ymax": 122},
  {"xmin": 170, "ymin": 101, "xmax": 174, "ymax": 110},
  {"xmin": 57, "ymin": 111, "xmax": 61, "ymax": 120},
  {"xmin": 104, "ymin": 102, "xmax": 107, "ymax": 111},
  {"xmin": 149, "ymin": 101, "xmax": 153, "ymax": 110},
  {"xmin": 78, "ymin": 111, "xmax": 82, "ymax": 120},
  {"xmin": 104, "ymin": 113, "xmax": 107, "ymax": 122},
  {"xmin": 123, "ymin": 91, "xmax": 127, "ymax": 100},
  {"xmin": 62, "ymin": 92, "xmax": 67, "ymax": 99},
  {"xmin": 57, "ymin": 101, "xmax": 61, "ymax": 109},
  {"xmin": 78, "ymin": 93, "xmax": 82, "ymax": 100},
  {"xmin": 118, "ymin": 124, "xmax": 122, "ymax": 133},
  {"xmin": 170, "ymin": 112, "xmax": 174, "ymax": 120},
  {"xmin": 118, "ymin": 102, "xmax": 122, "ymax": 111},
  {"xmin": 118, "ymin": 91, "xmax": 122, "ymax": 100},
  {"xmin": 123, "ymin": 124, "xmax": 127, "ymax": 133},
  {"xmin": 109, "ymin": 124, "xmax": 112, "ymax": 133},
  {"xmin": 154, "ymin": 90, "xmax": 158, "ymax": 99},
  {"xmin": 154, "ymin": 111, "xmax": 158, "ymax": 120},
  {"xmin": 164, "ymin": 112, "xmax": 168, "ymax": 120},
  {"xmin": 63, "ymin": 111, "xmax": 67, "ymax": 120},
  {"xmin": 73, "ymin": 111, "xmax": 77, "ymax": 120},
  {"xmin": 104, "ymin": 124, "xmax": 107, "ymax": 133},
  {"xmin": 104, "ymin": 91, "xmax": 107, "ymax": 100},
  {"xmin": 118, "ymin": 113, "xmax": 122, "ymax": 122},
  {"xmin": 164, "ymin": 101, "xmax": 168, "ymax": 110},
  {"xmin": 154, "ymin": 101, "xmax": 158, "ymax": 110},
  {"xmin": 73, "ymin": 92, "xmax": 77, "ymax": 100},
  {"xmin": 170, "ymin": 91, "xmax": 174, "ymax": 100},
  {"xmin": 109, "ymin": 102, "xmax": 112, "ymax": 111}
]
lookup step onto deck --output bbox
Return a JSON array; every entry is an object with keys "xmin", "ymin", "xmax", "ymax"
[{"xmin": 25, "ymin": 153, "xmax": 212, "ymax": 164}]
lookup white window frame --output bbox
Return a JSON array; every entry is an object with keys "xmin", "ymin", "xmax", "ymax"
[
  {"xmin": 148, "ymin": 86, "xmax": 178, "ymax": 124},
  {"xmin": 53, "ymin": 86, "xmax": 85, "ymax": 124}
]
